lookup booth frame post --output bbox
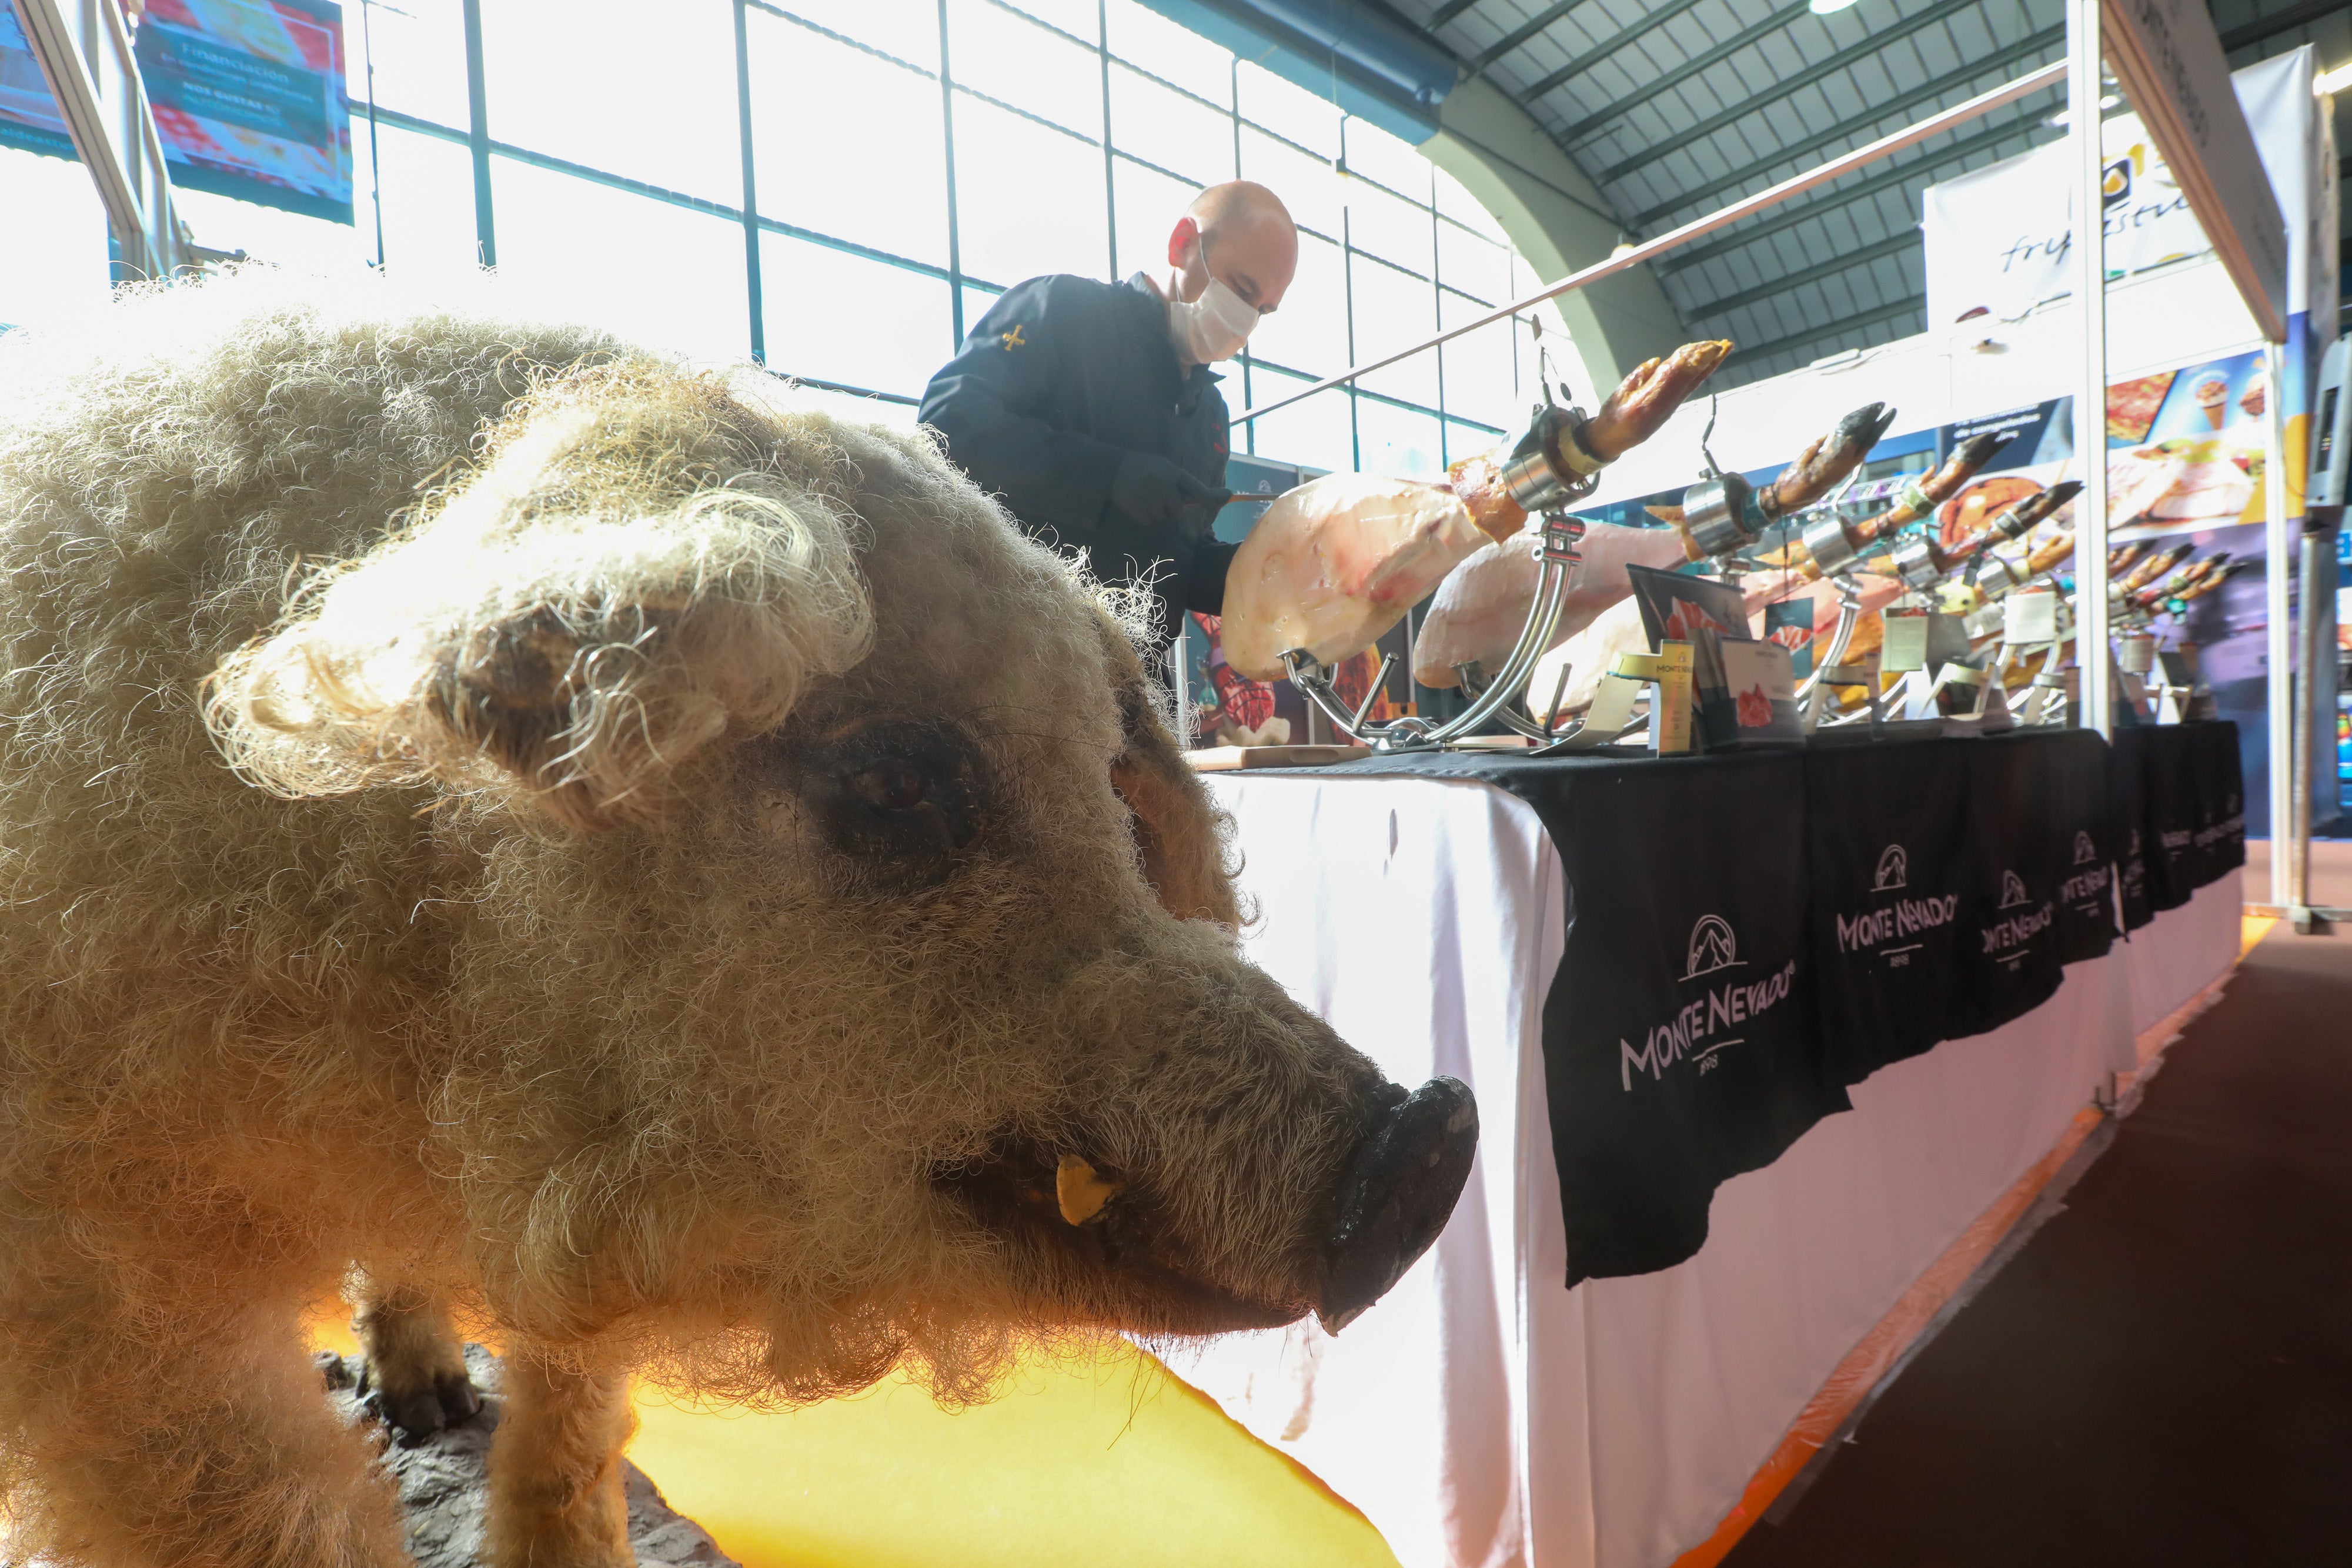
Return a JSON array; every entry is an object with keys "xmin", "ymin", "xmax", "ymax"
[
  {"xmin": 8, "ymin": 0, "xmax": 188, "ymax": 279},
  {"xmin": 2266, "ymin": 337, "xmax": 2297, "ymax": 912},
  {"xmin": 2069, "ymin": 0, "xmax": 2110, "ymax": 738},
  {"xmin": 2293, "ymin": 508, "xmax": 2346, "ymax": 928}
]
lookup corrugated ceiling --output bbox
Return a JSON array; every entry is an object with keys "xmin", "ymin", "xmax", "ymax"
[{"xmin": 1391, "ymin": 0, "xmax": 2348, "ymax": 386}]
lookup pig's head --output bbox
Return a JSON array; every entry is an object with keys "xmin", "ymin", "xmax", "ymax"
[{"xmin": 207, "ymin": 355, "xmax": 1474, "ymax": 1400}]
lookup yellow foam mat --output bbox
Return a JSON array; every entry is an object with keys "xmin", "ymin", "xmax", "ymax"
[
  {"xmin": 309, "ymin": 1316, "xmax": 1394, "ymax": 1568},
  {"xmin": 2241, "ymin": 913, "xmax": 2276, "ymax": 955}
]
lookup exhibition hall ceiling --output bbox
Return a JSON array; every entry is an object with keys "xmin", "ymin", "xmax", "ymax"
[{"xmin": 1391, "ymin": 0, "xmax": 2350, "ymax": 386}]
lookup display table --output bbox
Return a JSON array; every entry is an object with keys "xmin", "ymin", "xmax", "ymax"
[{"xmin": 1168, "ymin": 728, "xmax": 2242, "ymax": 1568}]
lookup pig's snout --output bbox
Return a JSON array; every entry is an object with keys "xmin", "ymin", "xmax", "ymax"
[{"xmin": 1317, "ymin": 1076, "xmax": 1478, "ymax": 1334}]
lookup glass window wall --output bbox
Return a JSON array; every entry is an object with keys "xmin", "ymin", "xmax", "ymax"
[{"xmin": 5, "ymin": 0, "xmax": 1569, "ymax": 470}]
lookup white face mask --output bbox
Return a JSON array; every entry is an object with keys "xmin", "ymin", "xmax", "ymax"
[{"xmin": 1167, "ymin": 273, "xmax": 1259, "ymax": 363}]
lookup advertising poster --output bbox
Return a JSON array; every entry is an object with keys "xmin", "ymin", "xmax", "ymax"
[{"xmin": 0, "ymin": 0, "xmax": 352, "ymax": 222}]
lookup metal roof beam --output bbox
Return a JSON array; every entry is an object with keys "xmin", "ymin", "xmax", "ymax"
[
  {"xmin": 1657, "ymin": 109, "xmax": 2046, "ymax": 275},
  {"xmin": 1551, "ymin": 1, "xmax": 1813, "ymax": 142},
  {"xmin": 1596, "ymin": 0, "xmax": 1990, "ymax": 174},
  {"xmin": 1425, "ymin": 0, "xmax": 1487, "ymax": 28},
  {"xmin": 2219, "ymin": 0, "xmax": 2343, "ymax": 53},
  {"xmin": 1628, "ymin": 25, "xmax": 2063, "ymax": 227},
  {"xmin": 1685, "ymin": 229, "xmax": 1918, "ymax": 318},
  {"xmin": 1471, "ymin": 0, "xmax": 1583, "ymax": 68},
  {"xmin": 1723, "ymin": 292, "xmax": 1926, "ymax": 366},
  {"xmin": 1504, "ymin": 0, "xmax": 1709, "ymax": 85}
]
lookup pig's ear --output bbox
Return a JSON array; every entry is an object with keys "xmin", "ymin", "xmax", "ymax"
[
  {"xmin": 1094, "ymin": 610, "xmax": 1244, "ymax": 928},
  {"xmin": 207, "ymin": 363, "xmax": 874, "ymax": 830}
]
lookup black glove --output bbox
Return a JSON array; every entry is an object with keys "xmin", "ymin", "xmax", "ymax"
[{"xmin": 1106, "ymin": 453, "xmax": 1231, "ymax": 547}]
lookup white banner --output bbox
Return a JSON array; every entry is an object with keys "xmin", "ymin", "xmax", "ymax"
[{"xmin": 1922, "ymin": 49, "xmax": 2317, "ymax": 333}]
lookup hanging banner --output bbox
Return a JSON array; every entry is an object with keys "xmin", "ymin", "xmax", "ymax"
[
  {"xmin": 2100, "ymin": 0, "xmax": 2288, "ymax": 343},
  {"xmin": 0, "ymin": 0, "xmax": 351, "ymax": 223},
  {"xmin": 1921, "ymin": 51, "xmax": 2311, "ymax": 335}
]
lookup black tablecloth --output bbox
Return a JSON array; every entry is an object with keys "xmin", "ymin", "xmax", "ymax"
[{"xmin": 1298, "ymin": 721, "xmax": 2243, "ymax": 1285}]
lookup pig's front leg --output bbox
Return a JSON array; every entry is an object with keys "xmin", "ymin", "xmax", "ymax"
[
  {"xmin": 350, "ymin": 1277, "xmax": 482, "ymax": 1443},
  {"xmin": 485, "ymin": 1350, "xmax": 637, "ymax": 1568},
  {"xmin": 0, "ymin": 1243, "xmax": 409, "ymax": 1567}
]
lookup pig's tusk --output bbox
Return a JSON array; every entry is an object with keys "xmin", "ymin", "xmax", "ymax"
[{"xmin": 1055, "ymin": 1155, "xmax": 1122, "ymax": 1226}]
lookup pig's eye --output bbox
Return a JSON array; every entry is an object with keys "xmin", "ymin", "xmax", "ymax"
[
  {"xmin": 763, "ymin": 718, "xmax": 987, "ymax": 887},
  {"xmin": 854, "ymin": 763, "xmax": 928, "ymax": 813}
]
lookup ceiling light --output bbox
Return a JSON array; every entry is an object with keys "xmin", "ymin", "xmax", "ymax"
[
  {"xmin": 1808, "ymin": 0, "xmax": 1862, "ymax": 13},
  {"xmin": 2317, "ymin": 60, "xmax": 2352, "ymax": 96}
]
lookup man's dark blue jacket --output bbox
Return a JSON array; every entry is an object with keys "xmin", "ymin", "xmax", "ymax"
[{"xmin": 918, "ymin": 272, "xmax": 1237, "ymax": 650}]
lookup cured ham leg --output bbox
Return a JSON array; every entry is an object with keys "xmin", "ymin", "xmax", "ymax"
[
  {"xmin": 1793, "ymin": 432, "xmax": 2010, "ymax": 579},
  {"xmin": 1652, "ymin": 403, "xmax": 1897, "ymax": 561},
  {"xmin": 1220, "ymin": 340, "xmax": 1736, "ymax": 684},
  {"xmin": 1410, "ymin": 520, "xmax": 1693, "ymax": 688},
  {"xmin": 1758, "ymin": 403, "xmax": 1898, "ymax": 521},
  {"xmin": 1444, "ymin": 341, "xmax": 1733, "ymax": 542},
  {"xmin": 1864, "ymin": 480, "xmax": 2084, "ymax": 583},
  {"xmin": 1218, "ymin": 475, "xmax": 1488, "ymax": 680}
]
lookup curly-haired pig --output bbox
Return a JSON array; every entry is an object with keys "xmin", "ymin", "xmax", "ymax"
[{"xmin": 0, "ymin": 273, "xmax": 1475, "ymax": 1568}]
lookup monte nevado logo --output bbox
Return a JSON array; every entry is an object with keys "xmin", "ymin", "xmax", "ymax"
[
  {"xmin": 1982, "ymin": 868, "xmax": 2052, "ymax": 970},
  {"xmin": 1685, "ymin": 914, "xmax": 1739, "ymax": 979},
  {"xmin": 1620, "ymin": 917, "xmax": 1796, "ymax": 1091},
  {"xmin": 1838, "ymin": 844, "xmax": 1954, "ymax": 965},
  {"xmin": 2060, "ymin": 828, "xmax": 2111, "ymax": 909}
]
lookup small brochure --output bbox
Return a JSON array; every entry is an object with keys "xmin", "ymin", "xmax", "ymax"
[{"xmin": 1708, "ymin": 638, "xmax": 1805, "ymax": 748}]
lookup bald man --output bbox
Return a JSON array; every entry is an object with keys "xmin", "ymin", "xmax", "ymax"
[{"xmin": 919, "ymin": 181, "xmax": 1298, "ymax": 653}]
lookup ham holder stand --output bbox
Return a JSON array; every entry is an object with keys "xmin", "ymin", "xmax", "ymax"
[{"xmin": 1277, "ymin": 396, "xmax": 1651, "ymax": 755}]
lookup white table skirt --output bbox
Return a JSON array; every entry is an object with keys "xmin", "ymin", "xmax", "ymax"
[{"xmin": 1166, "ymin": 771, "xmax": 2239, "ymax": 1568}]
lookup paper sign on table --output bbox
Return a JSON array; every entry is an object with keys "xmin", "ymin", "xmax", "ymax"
[
  {"xmin": 1613, "ymin": 643, "xmax": 1693, "ymax": 755},
  {"xmin": 1881, "ymin": 611, "xmax": 1930, "ymax": 673},
  {"xmin": 2004, "ymin": 589, "xmax": 2059, "ymax": 645}
]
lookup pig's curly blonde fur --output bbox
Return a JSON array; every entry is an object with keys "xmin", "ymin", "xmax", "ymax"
[
  {"xmin": 0, "ymin": 271, "xmax": 1374, "ymax": 1567},
  {"xmin": 208, "ymin": 357, "xmax": 875, "ymax": 830}
]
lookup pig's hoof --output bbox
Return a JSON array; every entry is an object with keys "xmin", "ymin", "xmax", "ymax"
[
  {"xmin": 366, "ymin": 1366, "xmax": 485, "ymax": 1448},
  {"xmin": 1317, "ymin": 1076, "xmax": 1478, "ymax": 1334}
]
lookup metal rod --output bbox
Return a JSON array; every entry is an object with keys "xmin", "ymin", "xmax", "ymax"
[
  {"xmin": 732, "ymin": 0, "xmax": 764, "ymax": 365},
  {"xmin": 937, "ymin": 0, "xmax": 965, "ymax": 343},
  {"xmin": 2266, "ymin": 337, "xmax": 2294, "ymax": 907},
  {"xmin": 2291, "ymin": 515, "xmax": 2331, "ymax": 909},
  {"xmin": 1171, "ymin": 620, "xmax": 1191, "ymax": 749},
  {"xmin": 2069, "ymin": 0, "xmax": 2109, "ymax": 738},
  {"xmin": 1229, "ymin": 62, "xmax": 2069, "ymax": 426},
  {"xmin": 360, "ymin": 0, "xmax": 385, "ymax": 270},
  {"xmin": 1351, "ymin": 653, "xmax": 1397, "ymax": 732},
  {"xmin": 462, "ymin": 0, "xmax": 496, "ymax": 268},
  {"xmin": 1543, "ymin": 662, "xmax": 1573, "ymax": 733}
]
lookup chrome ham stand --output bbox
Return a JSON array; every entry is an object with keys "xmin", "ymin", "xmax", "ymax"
[
  {"xmin": 1796, "ymin": 578, "xmax": 1870, "ymax": 729},
  {"xmin": 1280, "ymin": 402, "xmax": 1630, "ymax": 753}
]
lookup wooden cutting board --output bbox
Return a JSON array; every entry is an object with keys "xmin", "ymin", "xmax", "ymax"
[{"xmin": 1184, "ymin": 744, "xmax": 1372, "ymax": 771}]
